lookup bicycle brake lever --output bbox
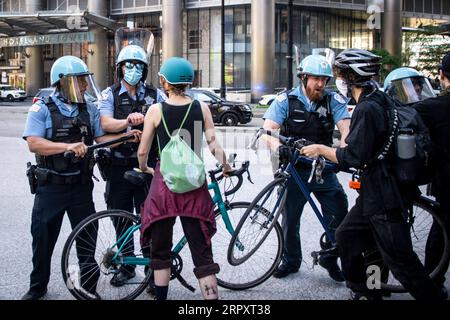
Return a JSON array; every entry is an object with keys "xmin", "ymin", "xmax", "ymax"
[
  {"xmin": 315, "ymin": 157, "xmax": 325, "ymax": 185},
  {"xmin": 308, "ymin": 158, "xmax": 318, "ymax": 184},
  {"xmin": 247, "ymin": 170, "xmax": 254, "ymax": 184}
]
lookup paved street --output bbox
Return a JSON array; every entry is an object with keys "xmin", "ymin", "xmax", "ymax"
[{"xmin": 0, "ymin": 102, "xmax": 447, "ymax": 301}]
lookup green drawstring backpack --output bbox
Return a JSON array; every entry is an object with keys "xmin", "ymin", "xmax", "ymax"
[{"xmin": 157, "ymin": 102, "xmax": 206, "ymax": 194}]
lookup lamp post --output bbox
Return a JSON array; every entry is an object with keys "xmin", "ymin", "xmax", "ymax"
[
  {"xmin": 287, "ymin": 0, "xmax": 293, "ymax": 90},
  {"xmin": 221, "ymin": 0, "xmax": 226, "ymax": 99}
]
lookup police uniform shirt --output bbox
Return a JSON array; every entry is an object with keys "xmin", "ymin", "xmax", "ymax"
[
  {"xmin": 263, "ymin": 86, "xmax": 351, "ymax": 126},
  {"xmin": 98, "ymin": 81, "xmax": 167, "ymax": 118},
  {"xmin": 23, "ymin": 91, "xmax": 105, "ymax": 140}
]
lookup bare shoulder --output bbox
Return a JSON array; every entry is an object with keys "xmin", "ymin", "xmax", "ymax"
[{"xmin": 198, "ymin": 101, "xmax": 211, "ymax": 115}]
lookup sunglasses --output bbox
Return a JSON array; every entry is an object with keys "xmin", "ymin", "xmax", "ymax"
[{"xmin": 124, "ymin": 61, "xmax": 145, "ymax": 71}]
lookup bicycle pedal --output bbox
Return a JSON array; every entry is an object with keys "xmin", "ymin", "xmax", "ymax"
[{"xmin": 311, "ymin": 251, "xmax": 319, "ymax": 266}]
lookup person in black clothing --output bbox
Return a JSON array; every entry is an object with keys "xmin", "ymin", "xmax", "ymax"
[
  {"xmin": 301, "ymin": 49, "xmax": 444, "ymax": 300},
  {"xmin": 414, "ymin": 52, "xmax": 450, "ymax": 298}
]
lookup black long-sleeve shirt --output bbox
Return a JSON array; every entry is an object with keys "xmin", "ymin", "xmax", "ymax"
[
  {"xmin": 336, "ymin": 89, "xmax": 417, "ymax": 216},
  {"xmin": 414, "ymin": 92, "xmax": 450, "ymax": 196}
]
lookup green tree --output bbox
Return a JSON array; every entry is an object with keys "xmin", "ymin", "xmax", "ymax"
[
  {"xmin": 403, "ymin": 26, "xmax": 450, "ymax": 79},
  {"xmin": 370, "ymin": 48, "xmax": 401, "ymax": 82}
]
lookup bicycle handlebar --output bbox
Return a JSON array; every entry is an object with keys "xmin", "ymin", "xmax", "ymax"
[
  {"xmin": 250, "ymin": 128, "xmax": 337, "ymax": 170},
  {"xmin": 209, "ymin": 160, "xmax": 252, "ymax": 197}
]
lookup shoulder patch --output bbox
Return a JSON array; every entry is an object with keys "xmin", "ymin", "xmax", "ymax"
[
  {"xmin": 29, "ymin": 105, "xmax": 41, "ymax": 113},
  {"xmin": 333, "ymin": 93, "xmax": 347, "ymax": 105},
  {"xmin": 276, "ymin": 94, "xmax": 287, "ymax": 103},
  {"xmin": 145, "ymin": 96, "xmax": 155, "ymax": 105},
  {"xmin": 101, "ymin": 91, "xmax": 110, "ymax": 101}
]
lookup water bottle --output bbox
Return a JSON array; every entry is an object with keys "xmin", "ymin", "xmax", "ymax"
[{"xmin": 396, "ymin": 129, "xmax": 416, "ymax": 160}]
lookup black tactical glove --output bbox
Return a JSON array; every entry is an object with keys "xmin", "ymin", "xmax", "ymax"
[{"xmin": 277, "ymin": 145, "xmax": 291, "ymax": 165}]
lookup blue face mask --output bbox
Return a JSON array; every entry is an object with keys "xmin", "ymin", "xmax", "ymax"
[{"xmin": 123, "ymin": 65, "xmax": 143, "ymax": 86}]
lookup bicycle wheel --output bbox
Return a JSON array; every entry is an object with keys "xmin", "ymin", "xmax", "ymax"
[
  {"xmin": 227, "ymin": 178, "xmax": 287, "ymax": 266},
  {"xmin": 376, "ymin": 198, "xmax": 450, "ymax": 293},
  {"xmin": 213, "ymin": 202, "xmax": 283, "ymax": 290},
  {"xmin": 61, "ymin": 210, "xmax": 152, "ymax": 300}
]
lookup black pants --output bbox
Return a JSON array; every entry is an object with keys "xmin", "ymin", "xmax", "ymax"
[
  {"xmin": 425, "ymin": 188, "xmax": 450, "ymax": 286},
  {"xmin": 29, "ymin": 181, "xmax": 99, "ymax": 293},
  {"xmin": 335, "ymin": 197, "xmax": 442, "ymax": 300},
  {"xmin": 105, "ymin": 164, "xmax": 151, "ymax": 272},
  {"xmin": 281, "ymin": 169, "xmax": 348, "ymax": 268},
  {"xmin": 149, "ymin": 217, "xmax": 220, "ymax": 279}
]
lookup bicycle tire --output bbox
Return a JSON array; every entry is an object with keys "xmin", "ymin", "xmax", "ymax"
[
  {"xmin": 61, "ymin": 210, "xmax": 152, "ymax": 300},
  {"xmin": 227, "ymin": 178, "xmax": 287, "ymax": 266},
  {"xmin": 377, "ymin": 198, "xmax": 450, "ymax": 293},
  {"xmin": 213, "ymin": 202, "xmax": 283, "ymax": 290}
]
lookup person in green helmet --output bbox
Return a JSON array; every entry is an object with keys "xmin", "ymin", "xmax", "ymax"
[
  {"xmin": 137, "ymin": 57, "xmax": 232, "ymax": 300},
  {"xmin": 21, "ymin": 56, "xmax": 140, "ymax": 300},
  {"xmin": 263, "ymin": 54, "xmax": 350, "ymax": 281}
]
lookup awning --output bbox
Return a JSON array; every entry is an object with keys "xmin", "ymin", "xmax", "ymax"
[{"xmin": 0, "ymin": 10, "xmax": 122, "ymax": 37}]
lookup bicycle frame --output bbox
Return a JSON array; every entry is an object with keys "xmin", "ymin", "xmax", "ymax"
[
  {"xmin": 109, "ymin": 179, "xmax": 237, "ymax": 268},
  {"xmin": 278, "ymin": 149, "xmax": 337, "ymax": 244}
]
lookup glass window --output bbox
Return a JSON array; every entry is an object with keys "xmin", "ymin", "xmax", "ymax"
[
  {"xmin": 415, "ymin": 0, "xmax": 423, "ymax": 12},
  {"xmin": 424, "ymin": 0, "xmax": 432, "ymax": 13},
  {"xmin": 225, "ymin": 53, "xmax": 233, "ymax": 87},
  {"xmin": 111, "ymin": 0, "xmax": 122, "ymax": 10},
  {"xmin": 300, "ymin": 11, "xmax": 309, "ymax": 46},
  {"xmin": 136, "ymin": 0, "xmax": 147, "ymax": 7},
  {"xmin": 123, "ymin": 0, "xmax": 134, "ymax": 9},
  {"xmin": 225, "ymin": 9, "xmax": 234, "ymax": 48},
  {"xmin": 233, "ymin": 53, "xmax": 246, "ymax": 89},
  {"xmin": 444, "ymin": 0, "xmax": 450, "ymax": 15},
  {"xmin": 210, "ymin": 9, "xmax": 221, "ymax": 53},
  {"xmin": 433, "ymin": 0, "xmax": 442, "ymax": 14},
  {"xmin": 188, "ymin": 10, "xmax": 201, "ymax": 50},
  {"xmin": 48, "ymin": 0, "xmax": 57, "ymax": 10},
  {"xmin": 234, "ymin": 8, "xmax": 245, "ymax": 45},
  {"xmin": 309, "ymin": 11, "xmax": 318, "ymax": 48},
  {"xmin": 404, "ymin": 0, "xmax": 414, "ymax": 11}
]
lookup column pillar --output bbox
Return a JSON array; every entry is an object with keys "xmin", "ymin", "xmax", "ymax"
[
  {"xmin": 87, "ymin": 0, "xmax": 109, "ymax": 89},
  {"xmin": 25, "ymin": 0, "xmax": 45, "ymax": 96},
  {"xmin": 251, "ymin": 0, "xmax": 275, "ymax": 102},
  {"xmin": 162, "ymin": 0, "xmax": 183, "ymax": 61},
  {"xmin": 383, "ymin": 0, "xmax": 402, "ymax": 58}
]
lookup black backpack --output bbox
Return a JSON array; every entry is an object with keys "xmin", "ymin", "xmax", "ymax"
[{"xmin": 375, "ymin": 95, "xmax": 432, "ymax": 186}]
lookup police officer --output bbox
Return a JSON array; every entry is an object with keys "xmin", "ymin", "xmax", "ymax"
[
  {"xmin": 22, "ymin": 56, "xmax": 140, "ymax": 300},
  {"xmin": 384, "ymin": 67, "xmax": 436, "ymax": 105},
  {"xmin": 263, "ymin": 54, "xmax": 350, "ymax": 281},
  {"xmin": 413, "ymin": 52, "xmax": 450, "ymax": 298},
  {"xmin": 301, "ymin": 49, "xmax": 443, "ymax": 300},
  {"xmin": 98, "ymin": 44, "xmax": 164, "ymax": 287}
]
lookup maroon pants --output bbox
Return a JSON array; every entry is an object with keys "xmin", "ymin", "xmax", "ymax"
[{"xmin": 149, "ymin": 217, "xmax": 220, "ymax": 279}]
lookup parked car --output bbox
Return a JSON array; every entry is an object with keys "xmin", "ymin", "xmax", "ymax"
[
  {"xmin": 258, "ymin": 88, "xmax": 288, "ymax": 107},
  {"xmin": 0, "ymin": 84, "xmax": 26, "ymax": 101},
  {"xmin": 32, "ymin": 87, "xmax": 54, "ymax": 104},
  {"xmin": 186, "ymin": 88, "xmax": 253, "ymax": 126}
]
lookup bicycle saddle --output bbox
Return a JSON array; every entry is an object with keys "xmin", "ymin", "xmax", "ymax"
[{"xmin": 124, "ymin": 169, "xmax": 152, "ymax": 187}]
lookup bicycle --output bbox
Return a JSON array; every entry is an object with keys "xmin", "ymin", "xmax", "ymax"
[
  {"xmin": 61, "ymin": 152, "xmax": 283, "ymax": 300},
  {"xmin": 227, "ymin": 128, "xmax": 450, "ymax": 293}
]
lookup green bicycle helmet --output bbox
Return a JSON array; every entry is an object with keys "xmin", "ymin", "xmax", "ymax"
[{"xmin": 158, "ymin": 57, "xmax": 194, "ymax": 85}]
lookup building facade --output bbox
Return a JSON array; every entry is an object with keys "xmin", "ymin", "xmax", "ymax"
[{"xmin": 0, "ymin": 0, "xmax": 449, "ymax": 99}]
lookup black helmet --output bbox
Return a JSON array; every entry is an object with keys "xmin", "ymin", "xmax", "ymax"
[{"xmin": 335, "ymin": 49, "xmax": 382, "ymax": 84}]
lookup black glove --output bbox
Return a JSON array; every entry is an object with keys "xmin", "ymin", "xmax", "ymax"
[{"xmin": 277, "ymin": 145, "xmax": 291, "ymax": 165}]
